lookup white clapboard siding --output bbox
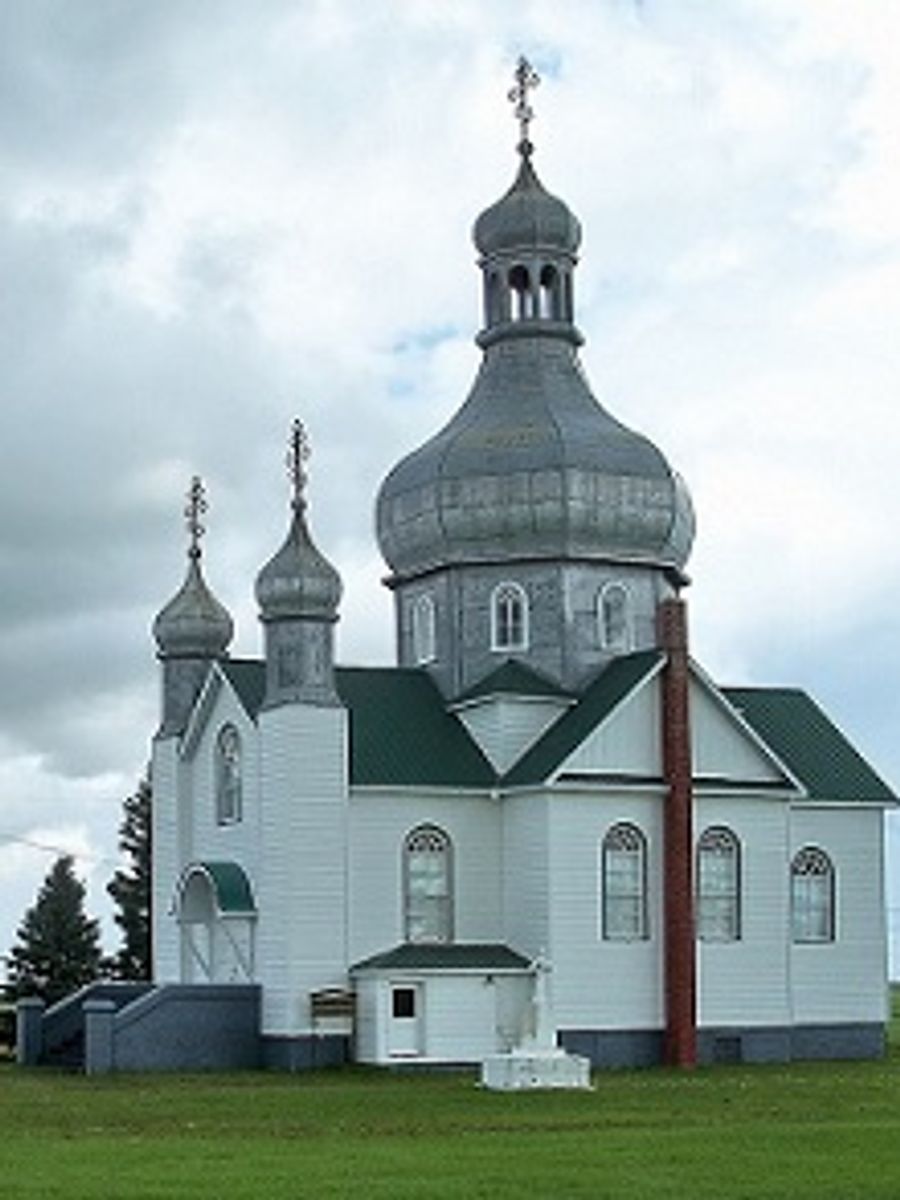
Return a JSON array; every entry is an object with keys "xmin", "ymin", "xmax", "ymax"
[
  {"xmin": 695, "ymin": 795, "xmax": 791, "ymax": 1026},
  {"xmin": 690, "ymin": 679, "xmax": 787, "ymax": 784},
  {"xmin": 256, "ymin": 703, "xmax": 349, "ymax": 1036},
  {"xmin": 348, "ymin": 791, "xmax": 502, "ymax": 965},
  {"xmin": 789, "ymin": 806, "xmax": 888, "ymax": 1024},
  {"xmin": 151, "ymin": 738, "xmax": 181, "ymax": 983},
  {"xmin": 548, "ymin": 792, "xmax": 664, "ymax": 1030},
  {"xmin": 456, "ymin": 697, "xmax": 570, "ymax": 774},
  {"xmin": 561, "ymin": 675, "xmax": 661, "ymax": 776},
  {"xmin": 502, "ymin": 792, "xmax": 550, "ymax": 957}
]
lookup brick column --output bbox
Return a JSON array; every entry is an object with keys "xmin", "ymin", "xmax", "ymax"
[{"xmin": 657, "ymin": 598, "xmax": 697, "ymax": 1068}]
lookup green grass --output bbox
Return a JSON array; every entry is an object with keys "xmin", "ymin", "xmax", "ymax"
[{"xmin": 2, "ymin": 1009, "xmax": 900, "ymax": 1200}]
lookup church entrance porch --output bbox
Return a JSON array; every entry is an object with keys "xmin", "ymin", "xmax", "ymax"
[{"xmin": 175, "ymin": 861, "xmax": 257, "ymax": 985}]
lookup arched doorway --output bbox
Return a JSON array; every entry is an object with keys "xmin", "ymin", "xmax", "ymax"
[{"xmin": 175, "ymin": 861, "xmax": 257, "ymax": 984}]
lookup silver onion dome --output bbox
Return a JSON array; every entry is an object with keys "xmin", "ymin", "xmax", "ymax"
[
  {"xmin": 255, "ymin": 420, "xmax": 342, "ymax": 623},
  {"xmin": 153, "ymin": 477, "xmax": 234, "ymax": 659}
]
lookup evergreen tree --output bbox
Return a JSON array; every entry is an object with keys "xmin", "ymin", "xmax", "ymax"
[
  {"xmin": 7, "ymin": 855, "xmax": 102, "ymax": 1004},
  {"xmin": 106, "ymin": 776, "xmax": 152, "ymax": 980}
]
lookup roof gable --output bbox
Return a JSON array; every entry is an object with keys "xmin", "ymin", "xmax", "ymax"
[
  {"xmin": 502, "ymin": 651, "xmax": 663, "ymax": 786},
  {"xmin": 455, "ymin": 659, "xmax": 569, "ymax": 703}
]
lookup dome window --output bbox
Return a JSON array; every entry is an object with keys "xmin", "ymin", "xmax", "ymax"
[
  {"xmin": 539, "ymin": 264, "xmax": 560, "ymax": 319},
  {"xmin": 412, "ymin": 594, "xmax": 436, "ymax": 665},
  {"xmin": 491, "ymin": 582, "xmax": 529, "ymax": 652},
  {"xmin": 508, "ymin": 264, "xmax": 533, "ymax": 320},
  {"xmin": 599, "ymin": 583, "xmax": 632, "ymax": 652}
]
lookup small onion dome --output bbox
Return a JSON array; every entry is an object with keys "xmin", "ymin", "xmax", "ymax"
[
  {"xmin": 473, "ymin": 155, "xmax": 581, "ymax": 259},
  {"xmin": 255, "ymin": 503, "xmax": 342, "ymax": 623},
  {"xmin": 153, "ymin": 552, "xmax": 234, "ymax": 659}
]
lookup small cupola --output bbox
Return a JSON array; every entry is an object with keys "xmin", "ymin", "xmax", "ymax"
[
  {"xmin": 473, "ymin": 57, "xmax": 582, "ymax": 349},
  {"xmin": 255, "ymin": 419, "xmax": 342, "ymax": 708}
]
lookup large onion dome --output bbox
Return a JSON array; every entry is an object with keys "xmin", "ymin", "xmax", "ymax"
[
  {"xmin": 153, "ymin": 477, "xmax": 233, "ymax": 659},
  {"xmin": 376, "ymin": 136, "xmax": 695, "ymax": 584}
]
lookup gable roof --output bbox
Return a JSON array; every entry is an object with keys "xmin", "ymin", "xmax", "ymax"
[
  {"xmin": 501, "ymin": 650, "xmax": 664, "ymax": 787},
  {"xmin": 723, "ymin": 687, "xmax": 896, "ymax": 804},
  {"xmin": 351, "ymin": 943, "xmax": 530, "ymax": 972},
  {"xmin": 455, "ymin": 658, "xmax": 570, "ymax": 704},
  {"xmin": 214, "ymin": 656, "xmax": 894, "ymax": 803}
]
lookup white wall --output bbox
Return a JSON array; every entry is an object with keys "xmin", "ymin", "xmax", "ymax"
[
  {"xmin": 256, "ymin": 702, "xmax": 349, "ymax": 1037},
  {"xmin": 502, "ymin": 792, "xmax": 550, "ymax": 958},
  {"xmin": 547, "ymin": 790, "xmax": 665, "ymax": 1031},
  {"xmin": 348, "ymin": 790, "xmax": 502, "ymax": 964},
  {"xmin": 789, "ymin": 806, "xmax": 888, "ymax": 1025},
  {"xmin": 695, "ymin": 794, "xmax": 791, "ymax": 1027}
]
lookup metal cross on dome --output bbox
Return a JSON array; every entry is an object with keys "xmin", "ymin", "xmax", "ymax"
[
  {"xmin": 508, "ymin": 55, "xmax": 540, "ymax": 155},
  {"xmin": 286, "ymin": 417, "xmax": 311, "ymax": 508},
  {"xmin": 184, "ymin": 475, "xmax": 208, "ymax": 560}
]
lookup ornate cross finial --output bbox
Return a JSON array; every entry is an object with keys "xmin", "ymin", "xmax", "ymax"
[
  {"xmin": 286, "ymin": 417, "xmax": 311, "ymax": 509},
  {"xmin": 184, "ymin": 475, "xmax": 207, "ymax": 561},
  {"xmin": 508, "ymin": 56, "xmax": 540, "ymax": 156}
]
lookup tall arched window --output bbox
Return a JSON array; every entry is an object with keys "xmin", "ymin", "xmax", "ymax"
[
  {"xmin": 404, "ymin": 825, "xmax": 453, "ymax": 943},
  {"xmin": 791, "ymin": 847, "xmax": 835, "ymax": 943},
  {"xmin": 599, "ymin": 582, "xmax": 632, "ymax": 652},
  {"xmin": 215, "ymin": 724, "xmax": 242, "ymax": 825},
  {"xmin": 697, "ymin": 827, "xmax": 740, "ymax": 941},
  {"xmin": 411, "ymin": 594, "xmax": 436, "ymax": 665},
  {"xmin": 491, "ymin": 582, "xmax": 529, "ymax": 652},
  {"xmin": 601, "ymin": 823, "xmax": 648, "ymax": 941}
]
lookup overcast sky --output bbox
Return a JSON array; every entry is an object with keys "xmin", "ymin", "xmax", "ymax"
[{"xmin": 2, "ymin": 0, "xmax": 899, "ymax": 974}]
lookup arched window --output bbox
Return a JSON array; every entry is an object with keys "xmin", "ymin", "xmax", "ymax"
[
  {"xmin": 697, "ymin": 827, "xmax": 740, "ymax": 941},
  {"xmin": 491, "ymin": 582, "xmax": 529, "ymax": 652},
  {"xmin": 599, "ymin": 582, "xmax": 632, "ymax": 652},
  {"xmin": 539, "ymin": 264, "xmax": 559, "ymax": 319},
  {"xmin": 508, "ymin": 264, "xmax": 533, "ymax": 320},
  {"xmin": 215, "ymin": 724, "xmax": 242, "ymax": 825},
  {"xmin": 601, "ymin": 823, "xmax": 648, "ymax": 941},
  {"xmin": 404, "ymin": 825, "xmax": 453, "ymax": 943},
  {"xmin": 411, "ymin": 594, "xmax": 436, "ymax": 664},
  {"xmin": 791, "ymin": 847, "xmax": 835, "ymax": 943}
]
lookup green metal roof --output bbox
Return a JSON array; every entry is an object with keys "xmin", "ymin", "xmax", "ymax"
[
  {"xmin": 219, "ymin": 659, "xmax": 267, "ymax": 717},
  {"xmin": 193, "ymin": 861, "xmax": 256, "ymax": 914},
  {"xmin": 220, "ymin": 659, "xmax": 494, "ymax": 788},
  {"xmin": 455, "ymin": 659, "xmax": 570, "ymax": 704},
  {"xmin": 723, "ymin": 687, "xmax": 896, "ymax": 804},
  {"xmin": 216, "ymin": 656, "xmax": 894, "ymax": 804},
  {"xmin": 336, "ymin": 667, "xmax": 494, "ymax": 787},
  {"xmin": 351, "ymin": 943, "xmax": 531, "ymax": 972},
  {"xmin": 501, "ymin": 650, "xmax": 664, "ymax": 787}
]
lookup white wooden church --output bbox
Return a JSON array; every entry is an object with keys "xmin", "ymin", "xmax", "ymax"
[{"xmin": 149, "ymin": 63, "xmax": 894, "ymax": 1071}]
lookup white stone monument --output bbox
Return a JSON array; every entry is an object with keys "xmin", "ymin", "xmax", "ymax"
[{"xmin": 480, "ymin": 952, "xmax": 592, "ymax": 1090}]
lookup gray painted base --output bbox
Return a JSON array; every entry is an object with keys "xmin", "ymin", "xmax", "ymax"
[
  {"xmin": 261, "ymin": 1035, "xmax": 350, "ymax": 1071},
  {"xmin": 561, "ymin": 1024, "xmax": 886, "ymax": 1068}
]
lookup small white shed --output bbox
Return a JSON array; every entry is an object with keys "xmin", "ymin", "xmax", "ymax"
[{"xmin": 351, "ymin": 944, "xmax": 532, "ymax": 1065}]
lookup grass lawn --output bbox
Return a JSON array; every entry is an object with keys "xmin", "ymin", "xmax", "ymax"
[{"xmin": 1, "ymin": 994, "xmax": 898, "ymax": 1200}]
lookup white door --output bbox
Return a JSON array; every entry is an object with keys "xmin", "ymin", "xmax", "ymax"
[{"xmin": 387, "ymin": 984, "xmax": 422, "ymax": 1057}]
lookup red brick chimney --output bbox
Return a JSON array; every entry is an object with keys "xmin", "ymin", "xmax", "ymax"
[{"xmin": 657, "ymin": 598, "xmax": 697, "ymax": 1068}]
